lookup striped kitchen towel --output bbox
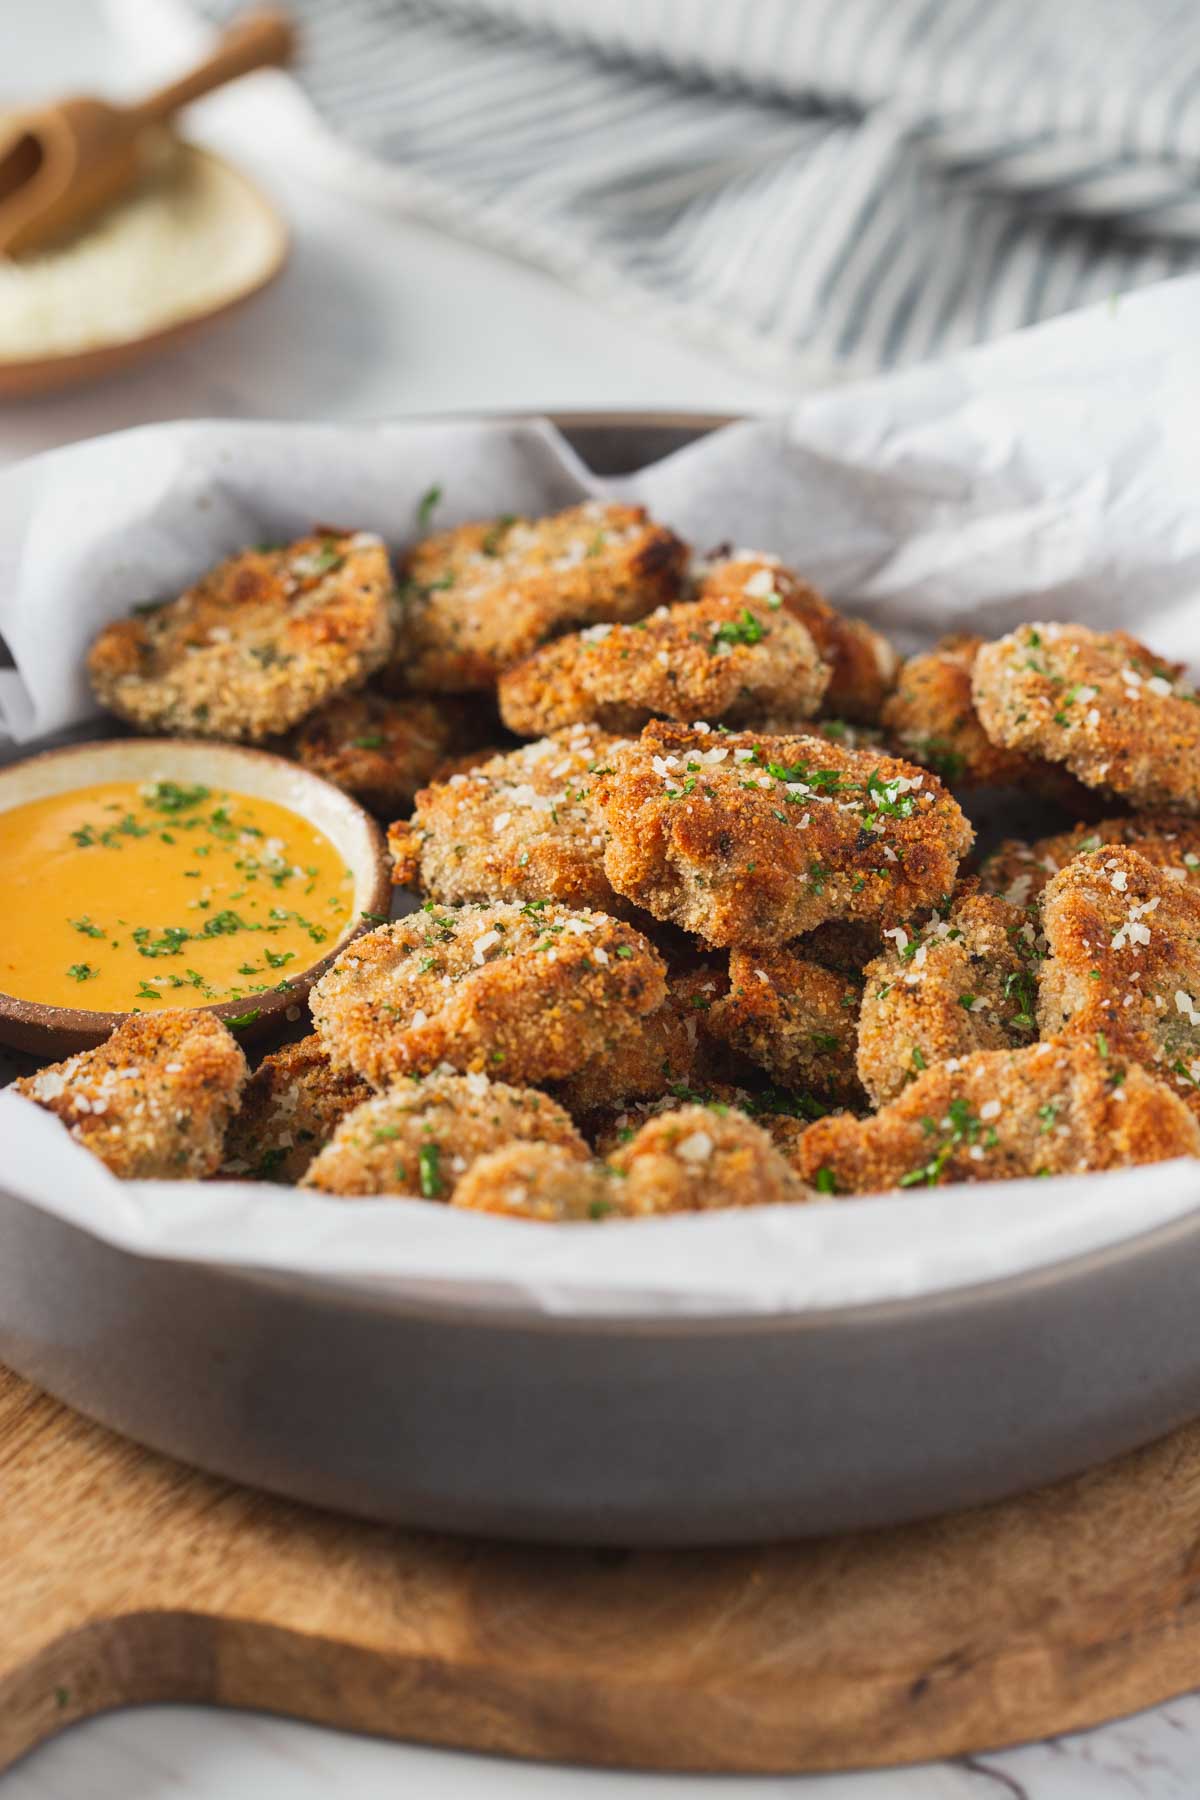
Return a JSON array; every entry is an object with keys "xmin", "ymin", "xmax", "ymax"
[{"xmin": 195, "ymin": 0, "xmax": 1200, "ymax": 374}]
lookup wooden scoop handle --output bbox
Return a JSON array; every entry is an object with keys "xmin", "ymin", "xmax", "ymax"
[{"xmin": 126, "ymin": 9, "xmax": 296, "ymax": 128}]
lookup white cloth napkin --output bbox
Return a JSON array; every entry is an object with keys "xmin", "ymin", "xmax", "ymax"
[{"xmin": 178, "ymin": 0, "xmax": 1200, "ymax": 376}]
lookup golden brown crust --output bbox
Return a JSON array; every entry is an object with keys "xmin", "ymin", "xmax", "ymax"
[
  {"xmin": 1038, "ymin": 846, "xmax": 1200, "ymax": 1117},
  {"xmin": 593, "ymin": 721, "xmax": 972, "ymax": 947},
  {"xmin": 794, "ymin": 1039, "xmax": 1200, "ymax": 1194},
  {"xmin": 706, "ymin": 946, "xmax": 863, "ymax": 1100},
  {"xmin": 310, "ymin": 901, "xmax": 666, "ymax": 1088},
  {"xmin": 87, "ymin": 531, "xmax": 394, "ymax": 741},
  {"xmin": 881, "ymin": 635, "xmax": 1103, "ymax": 808},
  {"xmin": 286, "ymin": 690, "xmax": 470, "ymax": 816},
  {"xmin": 457, "ymin": 1104, "xmax": 816, "ymax": 1220},
  {"xmin": 387, "ymin": 502, "xmax": 688, "ymax": 691},
  {"xmin": 588, "ymin": 1086, "xmax": 816, "ymax": 1162},
  {"xmin": 856, "ymin": 885, "xmax": 1040, "ymax": 1106},
  {"xmin": 551, "ymin": 962, "xmax": 731, "ymax": 1116},
  {"xmin": 697, "ymin": 553, "xmax": 896, "ymax": 721},
  {"xmin": 608, "ymin": 1104, "xmax": 814, "ymax": 1213},
  {"xmin": 451, "ymin": 1142, "xmax": 615, "ymax": 1220},
  {"xmin": 972, "ymin": 624, "xmax": 1200, "ymax": 812},
  {"xmin": 15, "ymin": 1009, "xmax": 247, "ymax": 1179},
  {"xmin": 495, "ymin": 590, "xmax": 829, "ymax": 737},
  {"xmin": 301, "ymin": 1073, "xmax": 587, "ymax": 1198},
  {"xmin": 978, "ymin": 814, "xmax": 1200, "ymax": 910},
  {"xmin": 387, "ymin": 724, "xmax": 629, "ymax": 913},
  {"xmin": 221, "ymin": 1035, "xmax": 372, "ymax": 1182}
]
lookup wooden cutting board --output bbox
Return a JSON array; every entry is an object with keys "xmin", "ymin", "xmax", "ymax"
[{"xmin": 4, "ymin": 1361, "xmax": 1200, "ymax": 1778}]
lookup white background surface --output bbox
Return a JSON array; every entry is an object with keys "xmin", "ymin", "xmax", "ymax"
[{"xmin": 3, "ymin": 4, "xmax": 1199, "ymax": 1796}]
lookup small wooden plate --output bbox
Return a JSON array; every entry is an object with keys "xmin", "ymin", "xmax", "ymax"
[
  {"xmin": 0, "ymin": 142, "xmax": 287, "ymax": 399},
  {"xmin": 0, "ymin": 737, "xmax": 390, "ymax": 1057}
]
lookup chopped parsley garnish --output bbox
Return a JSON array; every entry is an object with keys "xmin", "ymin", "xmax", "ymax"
[
  {"xmin": 143, "ymin": 780, "xmax": 210, "ymax": 814},
  {"xmin": 814, "ymin": 1165, "xmax": 838, "ymax": 1195},
  {"xmin": 418, "ymin": 1142, "xmax": 443, "ymax": 1198},
  {"xmin": 481, "ymin": 513, "xmax": 517, "ymax": 556},
  {"xmin": 66, "ymin": 962, "xmax": 97, "ymax": 982},
  {"xmin": 711, "ymin": 608, "xmax": 767, "ymax": 649},
  {"xmin": 225, "ymin": 1009, "xmax": 262, "ymax": 1029},
  {"xmin": 416, "ymin": 483, "xmax": 442, "ymax": 528},
  {"xmin": 352, "ymin": 734, "xmax": 386, "ymax": 749}
]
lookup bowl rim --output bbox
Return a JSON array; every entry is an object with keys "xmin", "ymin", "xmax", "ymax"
[
  {"xmin": 0, "ymin": 734, "xmax": 391, "ymax": 1050},
  {"xmin": 0, "ymin": 142, "xmax": 289, "ymax": 399}
]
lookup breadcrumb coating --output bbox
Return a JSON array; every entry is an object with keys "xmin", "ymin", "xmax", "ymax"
[
  {"xmin": 16, "ymin": 1009, "xmax": 247, "ymax": 1179},
  {"xmin": 1038, "ymin": 846, "xmax": 1200, "ymax": 1117},
  {"xmin": 495, "ymin": 590, "xmax": 829, "ymax": 736},
  {"xmin": 881, "ymin": 636, "xmax": 1101, "ymax": 808},
  {"xmin": 387, "ymin": 501, "xmax": 687, "ymax": 691},
  {"xmin": 856, "ymin": 885, "xmax": 1040, "ymax": 1106},
  {"xmin": 87, "ymin": 531, "xmax": 394, "ymax": 741},
  {"xmin": 551, "ymin": 962, "xmax": 731, "ymax": 1116},
  {"xmin": 794, "ymin": 1039, "xmax": 1199, "ymax": 1195},
  {"xmin": 388, "ymin": 723, "xmax": 628, "ymax": 913},
  {"xmin": 451, "ymin": 1142, "xmax": 616, "ymax": 1220},
  {"xmin": 301, "ymin": 1072, "xmax": 587, "ymax": 1197},
  {"xmin": 222, "ymin": 1034, "xmax": 372, "ymax": 1182},
  {"xmin": 972, "ymin": 623, "xmax": 1200, "ymax": 812},
  {"xmin": 454, "ymin": 1106, "xmax": 815, "ymax": 1220},
  {"xmin": 310, "ymin": 901, "xmax": 666, "ymax": 1088},
  {"xmin": 698, "ymin": 553, "xmax": 896, "ymax": 721},
  {"xmin": 608, "ymin": 1104, "xmax": 814, "ymax": 1213},
  {"xmin": 979, "ymin": 815, "xmax": 1200, "ymax": 910},
  {"xmin": 593, "ymin": 721, "xmax": 972, "ymax": 947},
  {"xmin": 589, "ymin": 1086, "xmax": 817, "ymax": 1162},
  {"xmin": 286, "ymin": 689, "xmax": 470, "ymax": 815},
  {"xmin": 706, "ymin": 946, "xmax": 863, "ymax": 1100}
]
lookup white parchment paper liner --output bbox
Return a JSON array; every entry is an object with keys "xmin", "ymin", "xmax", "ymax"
[{"xmin": 1, "ymin": 276, "xmax": 1199, "ymax": 1317}]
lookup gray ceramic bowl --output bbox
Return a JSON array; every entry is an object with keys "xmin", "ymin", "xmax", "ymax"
[{"xmin": 1, "ymin": 412, "xmax": 1198, "ymax": 1548}]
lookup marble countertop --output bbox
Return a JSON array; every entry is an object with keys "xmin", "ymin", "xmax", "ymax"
[{"xmin": 3, "ymin": 5, "xmax": 1200, "ymax": 1797}]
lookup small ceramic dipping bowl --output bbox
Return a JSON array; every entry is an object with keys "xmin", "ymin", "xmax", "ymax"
[{"xmin": 0, "ymin": 738, "xmax": 391, "ymax": 1059}]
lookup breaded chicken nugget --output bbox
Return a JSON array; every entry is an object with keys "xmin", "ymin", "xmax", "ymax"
[
  {"xmin": 551, "ymin": 962, "xmax": 731, "ymax": 1117},
  {"xmin": 454, "ymin": 1106, "xmax": 816, "ymax": 1220},
  {"xmin": 310, "ymin": 901, "xmax": 665, "ymax": 1088},
  {"xmin": 881, "ymin": 636, "xmax": 1102, "ymax": 808},
  {"xmin": 88, "ymin": 531, "xmax": 394, "ymax": 741},
  {"xmin": 973, "ymin": 624, "xmax": 1200, "ymax": 813},
  {"xmin": 593, "ymin": 721, "xmax": 972, "ymax": 947},
  {"xmin": 301, "ymin": 1072, "xmax": 587, "ymax": 1198},
  {"xmin": 1038, "ymin": 846, "xmax": 1200, "ymax": 1117},
  {"xmin": 979, "ymin": 815, "xmax": 1200, "ymax": 910},
  {"xmin": 387, "ymin": 501, "xmax": 687, "ymax": 691},
  {"xmin": 794, "ymin": 1039, "xmax": 1199, "ymax": 1195},
  {"xmin": 856, "ymin": 885, "xmax": 1040, "ymax": 1106},
  {"xmin": 608, "ymin": 1104, "xmax": 814, "ymax": 1213},
  {"xmin": 698, "ymin": 553, "xmax": 896, "ymax": 722},
  {"xmin": 16, "ymin": 1009, "xmax": 247, "ymax": 1179},
  {"xmin": 706, "ymin": 946, "xmax": 863, "ymax": 1101},
  {"xmin": 589, "ymin": 1086, "xmax": 819, "ymax": 1162},
  {"xmin": 222, "ymin": 1035, "xmax": 372, "ymax": 1182},
  {"xmin": 451, "ymin": 1142, "xmax": 616, "ymax": 1221},
  {"xmin": 286, "ymin": 690, "xmax": 471, "ymax": 816},
  {"xmin": 388, "ymin": 723, "xmax": 627, "ymax": 913},
  {"xmin": 496, "ymin": 591, "xmax": 829, "ymax": 737}
]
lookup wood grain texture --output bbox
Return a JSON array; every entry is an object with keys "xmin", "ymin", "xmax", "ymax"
[{"xmin": 3, "ymin": 1362, "xmax": 1200, "ymax": 1776}]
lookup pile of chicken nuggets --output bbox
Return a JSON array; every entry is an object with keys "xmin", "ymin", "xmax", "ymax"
[{"xmin": 21, "ymin": 498, "xmax": 1200, "ymax": 1222}]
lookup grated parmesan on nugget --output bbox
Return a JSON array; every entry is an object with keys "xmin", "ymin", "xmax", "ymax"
[
  {"xmin": 16, "ymin": 1009, "xmax": 247, "ymax": 1179},
  {"xmin": 387, "ymin": 501, "xmax": 687, "ymax": 691},
  {"xmin": 88, "ymin": 530, "xmax": 394, "ymax": 741}
]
